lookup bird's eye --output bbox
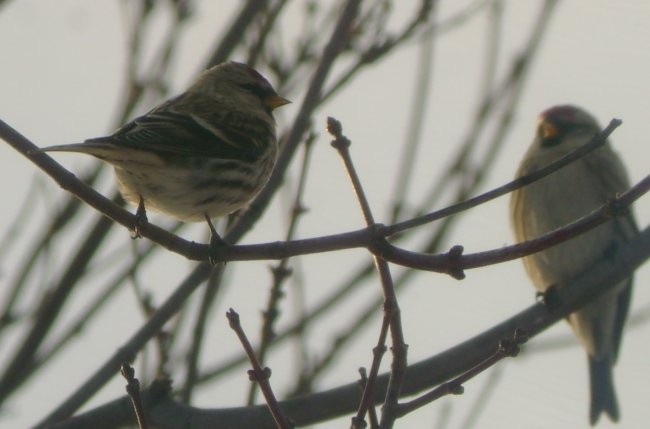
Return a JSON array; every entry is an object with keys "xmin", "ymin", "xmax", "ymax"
[{"xmin": 241, "ymin": 83, "xmax": 268, "ymax": 98}]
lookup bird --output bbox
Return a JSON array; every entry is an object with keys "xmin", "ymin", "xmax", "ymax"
[
  {"xmin": 510, "ymin": 105, "xmax": 636, "ymax": 425},
  {"xmin": 39, "ymin": 61, "xmax": 290, "ymax": 249}
]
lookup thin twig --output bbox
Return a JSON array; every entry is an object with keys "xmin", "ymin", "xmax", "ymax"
[
  {"xmin": 0, "ymin": 2, "xmax": 186, "ymax": 395},
  {"xmin": 321, "ymin": 0, "xmax": 435, "ymax": 103},
  {"xmin": 357, "ymin": 368, "xmax": 379, "ymax": 429},
  {"xmin": 34, "ymin": 262, "xmax": 217, "ymax": 427},
  {"xmin": 386, "ymin": 118, "xmax": 618, "ymax": 236},
  {"xmin": 240, "ymin": 2, "xmax": 548, "ymax": 391},
  {"xmin": 227, "ymin": 309, "xmax": 293, "ymax": 429},
  {"xmin": 121, "ymin": 363, "xmax": 149, "ymax": 429},
  {"xmin": 2, "ymin": 107, "xmax": 624, "ymax": 268},
  {"xmin": 458, "ymin": 365, "xmax": 504, "ymax": 429},
  {"xmin": 204, "ymin": 0, "xmax": 271, "ymax": 67},
  {"xmin": 31, "ymin": 236, "xmax": 165, "ymax": 377},
  {"xmin": 389, "ymin": 13, "xmax": 437, "ymax": 222},
  {"xmin": 378, "ymin": 174, "xmax": 650, "ymax": 274},
  {"xmin": 246, "ymin": 0, "xmax": 288, "ymax": 66},
  {"xmin": 9, "ymin": 122, "xmax": 644, "ymax": 280},
  {"xmin": 180, "ymin": 266, "xmax": 226, "ymax": 404},
  {"xmin": 395, "ymin": 329, "xmax": 527, "ymax": 417},
  {"xmin": 249, "ymin": 132, "xmax": 316, "ymax": 405},
  {"xmin": 51, "ymin": 224, "xmax": 650, "ymax": 428},
  {"xmin": 328, "ymin": 117, "xmax": 407, "ymax": 429},
  {"xmin": 0, "ymin": 213, "xmax": 115, "ymax": 403},
  {"xmin": 225, "ymin": 0, "xmax": 364, "ymax": 244}
]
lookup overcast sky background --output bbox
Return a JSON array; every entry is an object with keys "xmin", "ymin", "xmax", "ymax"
[{"xmin": 1, "ymin": 1, "xmax": 649, "ymax": 428}]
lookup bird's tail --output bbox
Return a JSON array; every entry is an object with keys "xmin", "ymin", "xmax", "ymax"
[
  {"xmin": 589, "ymin": 357, "xmax": 619, "ymax": 425},
  {"xmin": 35, "ymin": 142, "xmax": 110, "ymax": 156},
  {"xmin": 32, "ymin": 141, "xmax": 133, "ymax": 163}
]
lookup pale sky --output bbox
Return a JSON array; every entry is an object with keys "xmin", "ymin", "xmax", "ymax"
[{"xmin": 0, "ymin": 1, "xmax": 648, "ymax": 428}]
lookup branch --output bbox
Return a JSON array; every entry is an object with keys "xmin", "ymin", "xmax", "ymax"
[
  {"xmin": 34, "ymin": 263, "xmax": 216, "ymax": 428},
  {"xmin": 378, "ymin": 174, "xmax": 650, "ymax": 275},
  {"xmin": 327, "ymin": 117, "xmax": 407, "ymax": 429},
  {"xmin": 4, "ymin": 117, "xmax": 646, "ymax": 278},
  {"xmin": 384, "ymin": 117, "xmax": 622, "ymax": 236},
  {"xmin": 51, "ymin": 223, "xmax": 650, "ymax": 428}
]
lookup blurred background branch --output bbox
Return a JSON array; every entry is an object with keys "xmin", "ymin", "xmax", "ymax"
[{"xmin": 0, "ymin": 1, "xmax": 647, "ymax": 428}]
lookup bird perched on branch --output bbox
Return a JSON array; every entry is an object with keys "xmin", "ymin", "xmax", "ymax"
[
  {"xmin": 510, "ymin": 105, "xmax": 636, "ymax": 425},
  {"xmin": 39, "ymin": 61, "xmax": 290, "ymax": 250}
]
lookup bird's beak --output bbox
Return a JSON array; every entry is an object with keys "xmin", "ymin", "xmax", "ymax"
[
  {"xmin": 266, "ymin": 94, "xmax": 291, "ymax": 109},
  {"xmin": 540, "ymin": 120, "xmax": 558, "ymax": 139}
]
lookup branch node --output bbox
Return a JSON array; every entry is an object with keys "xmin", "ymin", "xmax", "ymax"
[
  {"xmin": 498, "ymin": 329, "xmax": 529, "ymax": 358},
  {"xmin": 372, "ymin": 344, "xmax": 388, "ymax": 357},
  {"xmin": 270, "ymin": 265, "xmax": 292, "ymax": 281},
  {"xmin": 449, "ymin": 381, "xmax": 464, "ymax": 395},
  {"xmin": 512, "ymin": 328, "xmax": 529, "ymax": 345},
  {"xmin": 497, "ymin": 338, "xmax": 520, "ymax": 358},
  {"xmin": 120, "ymin": 362, "xmax": 149, "ymax": 429},
  {"xmin": 248, "ymin": 367, "xmax": 272, "ymax": 382},
  {"xmin": 351, "ymin": 416, "xmax": 368, "ymax": 429},
  {"xmin": 604, "ymin": 193, "xmax": 632, "ymax": 219},
  {"xmin": 446, "ymin": 245, "xmax": 466, "ymax": 280}
]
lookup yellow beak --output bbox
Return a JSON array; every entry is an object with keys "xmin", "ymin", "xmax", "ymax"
[
  {"xmin": 540, "ymin": 120, "xmax": 558, "ymax": 139},
  {"xmin": 266, "ymin": 94, "xmax": 291, "ymax": 110}
]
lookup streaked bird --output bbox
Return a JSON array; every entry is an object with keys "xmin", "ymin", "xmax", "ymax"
[
  {"xmin": 510, "ymin": 105, "xmax": 636, "ymax": 425},
  {"xmin": 40, "ymin": 61, "xmax": 289, "ymax": 245}
]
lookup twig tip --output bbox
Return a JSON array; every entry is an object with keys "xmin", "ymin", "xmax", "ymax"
[
  {"xmin": 326, "ymin": 116, "xmax": 342, "ymax": 138},
  {"xmin": 226, "ymin": 308, "xmax": 239, "ymax": 327}
]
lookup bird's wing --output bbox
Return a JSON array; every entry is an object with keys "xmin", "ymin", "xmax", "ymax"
[
  {"xmin": 585, "ymin": 145, "xmax": 639, "ymax": 238},
  {"xmin": 612, "ymin": 277, "xmax": 632, "ymax": 362},
  {"xmin": 88, "ymin": 96, "xmax": 274, "ymax": 163},
  {"xmin": 585, "ymin": 146, "xmax": 638, "ymax": 361}
]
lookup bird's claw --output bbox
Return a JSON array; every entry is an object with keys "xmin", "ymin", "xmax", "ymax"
[
  {"xmin": 207, "ymin": 232, "xmax": 228, "ymax": 265},
  {"xmin": 132, "ymin": 197, "xmax": 148, "ymax": 239},
  {"xmin": 537, "ymin": 286, "xmax": 562, "ymax": 313},
  {"xmin": 205, "ymin": 214, "xmax": 227, "ymax": 264}
]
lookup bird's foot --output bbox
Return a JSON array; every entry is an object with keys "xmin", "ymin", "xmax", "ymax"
[
  {"xmin": 537, "ymin": 286, "xmax": 562, "ymax": 313},
  {"xmin": 205, "ymin": 214, "xmax": 228, "ymax": 265},
  {"xmin": 132, "ymin": 197, "xmax": 148, "ymax": 239}
]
